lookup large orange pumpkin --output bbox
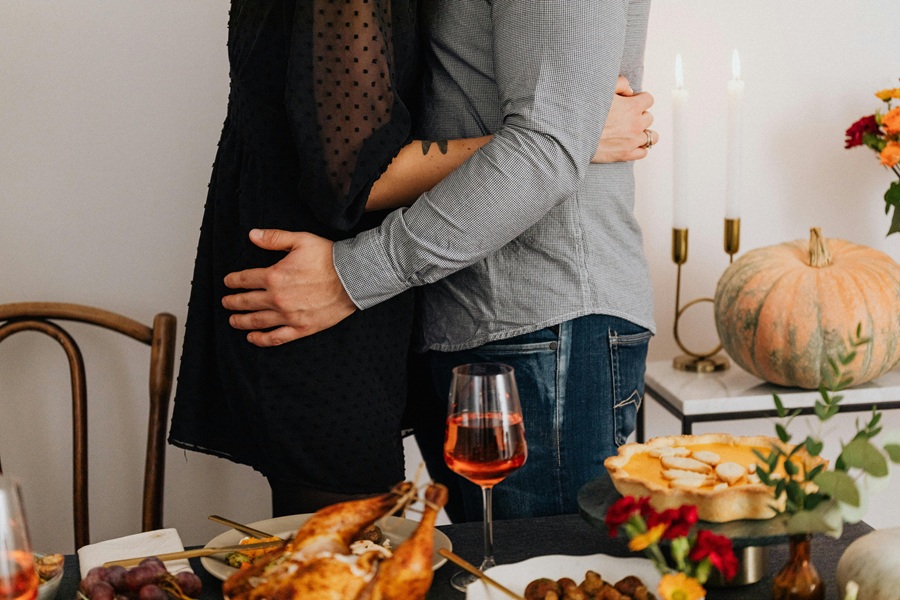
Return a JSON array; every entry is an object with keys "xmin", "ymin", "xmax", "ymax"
[{"xmin": 714, "ymin": 227, "xmax": 900, "ymax": 389}]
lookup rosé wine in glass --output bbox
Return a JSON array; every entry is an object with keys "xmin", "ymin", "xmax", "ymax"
[
  {"xmin": 444, "ymin": 412, "xmax": 526, "ymax": 487},
  {"xmin": 0, "ymin": 477, "xmax": 37, "ymax": 600},
  {"xmin": 443, "ymin": 363, "xmax": 527, "ymax": 591}
]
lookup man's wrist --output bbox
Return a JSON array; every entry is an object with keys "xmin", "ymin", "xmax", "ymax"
[{"xmin": 332, "ymin": 229, "xmax": 409, "ymax": 310}]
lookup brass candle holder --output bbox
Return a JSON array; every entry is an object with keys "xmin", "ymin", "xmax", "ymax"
[{"xmin": 671, "ymin": 218, "xmax": 741, "ymax": 372}]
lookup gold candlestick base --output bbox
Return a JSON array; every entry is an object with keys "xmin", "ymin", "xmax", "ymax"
[
  {"xmin": 670, "ymin": 220, "xmax": 739, "ymax": 373},
  {"xmin": 673, "ymin": 354, "xmax": 731, "ymax": 372}
]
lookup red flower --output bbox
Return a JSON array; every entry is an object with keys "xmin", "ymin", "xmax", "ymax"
[
  {"xmin": 648, "ymin": 505, "xmax": 699, "ymax": 539},
  {"xmin": 605, "ymin": 496, "xmax": 651, "ymax": 536},
  {"xmin": 844, "ymin": 115, "xmax": 880, "ymax": 148},
  {"xmin": 688, "ymin": 530, "xmax": 739, "ymax": 581}
]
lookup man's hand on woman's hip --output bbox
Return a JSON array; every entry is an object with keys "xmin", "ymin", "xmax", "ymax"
[{"xmin": 222, "ymin": 229, "xmax": 357, "ymax": 347}]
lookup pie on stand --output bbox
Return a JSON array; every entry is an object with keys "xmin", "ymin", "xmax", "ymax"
[{"xmin": 580, "ymin": 433, "xmax": 826, "ymax": 586}]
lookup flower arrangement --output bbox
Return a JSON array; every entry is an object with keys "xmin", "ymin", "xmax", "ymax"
[
  {"xmin": 844, "ymin": 81, "xmax": 900, "ymax": 236},
  {"xmin": 605, "ymin": 496, "xmax": 738, "ymax": 600},
  {"xmin": 755, "ymin": 329, "xmax": 900, "ymax": 537}
]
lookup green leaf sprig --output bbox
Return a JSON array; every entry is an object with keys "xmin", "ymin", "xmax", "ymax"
[{"xmin": 753, "ymin": 325, "xmax": 900, "ymax": 537}]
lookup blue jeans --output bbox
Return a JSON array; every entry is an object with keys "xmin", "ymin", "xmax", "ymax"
[{"xmin": 413, "ymin": 314, "xmax": 651, "ymax": 521}]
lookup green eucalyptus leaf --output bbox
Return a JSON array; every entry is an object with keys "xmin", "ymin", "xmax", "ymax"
[
  {"xmin": 813, "ymin": 470, "xmax": 860, "ymax": 506},
  {"xmin": 842, "ymin": 438, "xmax": 889, "ymax": 477},
  {"xmin": 870, "ymin": 411, "xmax": 882, "ymax": 429},
  {"xmin": 804, "ymin": 493, "xmax": 826, "ymax": 511},
  {"xmin": 884, "ymin": 443, "xmax": 900, "ymax": 463},
  {"xmin": 835, "ymin": 454, "xmax": 847, "ymax": 472},
  {"xmin": 786, "ymin": 506, "xmax": 843, "ymax": 538},
  {"xmin": 776, "ymin": 423, "xmax": 791, "ymax": 443},
  {"xmin": 768, "ymin": 451, "xmax": 780, "ymax": 470},
  {"xmin": 887, "ymin": 181, "xmax": 900, "ymax": 236},
  {"xmin": 805, "ymin": 437, "xmax": 824, "ymax": 457},
  {"xmin": 819, "ymin": 503, "xmax": 845, "ymax": 539},
  {"xmin": 814, "ymin": 401, "xmax": 828, "ymax": 421},
  {"xmin": 888, "ymin": 180, "xmax": 900, "ymax": 204},
  {"xmin": 784, "ymin": 459, "xmax": 798, "ymax": 477},
  {"xmin": 839, "ymin": 486, "xmax": 869, "ymax": 524},
  {"xmin": 774, "ymin": 394, "xmax": 785, "ymax": 418},
  {"xmin": 806, "ymin": 464, "xmax": 825, "ymax": 480},
  {"xmin": 786, "ymin": 481, "xmax": 805, "ymax": 508}
]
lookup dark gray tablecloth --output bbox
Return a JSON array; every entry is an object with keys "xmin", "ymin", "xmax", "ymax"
[{"xmin": 57, "ymin": 515, "xmax": 870, "ymax": 600}]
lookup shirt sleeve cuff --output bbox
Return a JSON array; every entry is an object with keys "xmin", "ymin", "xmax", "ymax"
[{"xmin": 333, "ymin": 228, "xmax": 410, "ymax": 310}]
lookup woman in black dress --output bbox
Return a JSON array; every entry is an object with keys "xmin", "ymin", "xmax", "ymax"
[{"xmin": 168, "ymin": 0, "xmax": 490, "ymax": 515}]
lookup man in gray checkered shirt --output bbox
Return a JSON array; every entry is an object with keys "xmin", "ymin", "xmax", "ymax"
[{"xmin": 225, "ymin": 0, "xmax": 656, "ymax": 520}]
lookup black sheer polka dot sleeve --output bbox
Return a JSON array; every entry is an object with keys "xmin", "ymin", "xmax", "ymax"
[{"xmin": 286, "ymin": 0, "xmax": 419, "ymax": 232}]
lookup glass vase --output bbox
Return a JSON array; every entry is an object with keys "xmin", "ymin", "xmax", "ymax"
[{"xmin": 772, "ymin": 534, "xmax": 824, "ymax": 600}]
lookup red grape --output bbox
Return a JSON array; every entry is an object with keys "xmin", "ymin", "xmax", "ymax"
[
  {"xmin": 79, "ymin": 567, "xmax": 109, "ymax": 595},
  {"xmin": 137, "ymin": 584, "xmax": 168, "ymax": 600},
  {"xmin": 105, "ymin": 565, "xmax": 128, "ymax": 592},
  {"xmin": 174, "ymin": 572, "xmax": 202, "ymax": 597},
  {"xmin": 87, "ymin": 580, "xmax": 116, "ymax": 600},
  {"xmin": 124, "ymin": 566, "xmax": 156, "ymax": 592},
  {"xmin": 139, "ymin": 558, "xmax": 167, "ymax": 578},
  {"xmin": 79, "ymin": 560, "xmax": 202, "ymax": 600}
]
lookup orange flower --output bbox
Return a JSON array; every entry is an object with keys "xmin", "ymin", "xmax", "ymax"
[
  {"xmin": 627, "ymin": 523, "xmax": 666, "ymax": 552},
  {"xmin": 875, "ymin": 88, "xmax": 900, "ymax": 101},
  {"xmin": 657, "ymin": 572, "xmax": 706, "ymax": 600},
  {"xmin": 880, "ymin": 142, "xmax": 900, "ymax": 168},
  {"xmin": 883, "ymin": 107, "xmax": 900, "ymax": 135}
]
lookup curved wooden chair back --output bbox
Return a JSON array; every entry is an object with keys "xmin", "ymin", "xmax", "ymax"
[{"xmin": 0, "ymin": 302, "xmax": 177, "ymax": 549}]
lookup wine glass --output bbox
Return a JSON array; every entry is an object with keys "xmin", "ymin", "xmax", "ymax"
[
  {"xmin": 443, "ymin": 363, "xmax": 527, "ymax": 591},
  {"xmin": 0, "ymin": 476, "xmax": 38, "ymax": 600}
]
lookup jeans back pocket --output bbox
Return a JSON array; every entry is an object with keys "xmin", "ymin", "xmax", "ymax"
[{"xmin": 610, "ymin": 329, "xmax": 651, "ymax": 446}]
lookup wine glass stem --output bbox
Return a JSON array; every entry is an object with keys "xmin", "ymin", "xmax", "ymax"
[{"xmin": 480, "ymin": 485, "xmax": 496, "ymax": 571}]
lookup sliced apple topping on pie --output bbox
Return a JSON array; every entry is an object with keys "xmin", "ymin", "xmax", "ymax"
[{"xmin": 604, "ymin": 433, "xmax": 826, "ymax": 522}]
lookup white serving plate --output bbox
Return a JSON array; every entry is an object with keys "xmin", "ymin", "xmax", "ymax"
[{"xmin": 465, "ymin": 553, "xmax": 660, "ymax": 600}]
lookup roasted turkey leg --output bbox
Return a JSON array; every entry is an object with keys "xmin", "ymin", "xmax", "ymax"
[{"xmin": 366, "ymin": 483, "xmax": 449, "ymax": 600}]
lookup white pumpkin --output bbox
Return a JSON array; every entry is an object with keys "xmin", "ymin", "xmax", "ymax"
[{"xmin": 837, "ymin": 527, "xmax": 900, "ymax": 600}]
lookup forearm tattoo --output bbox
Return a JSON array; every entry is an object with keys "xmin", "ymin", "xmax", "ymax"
[{"xmin": 421, "ymin": 140, "xmax": 449, "ymax": 155}]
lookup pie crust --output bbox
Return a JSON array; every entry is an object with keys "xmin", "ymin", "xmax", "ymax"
[{"xmin": 603, "ymin": 433, "xmax": 825, "ymax": 522}]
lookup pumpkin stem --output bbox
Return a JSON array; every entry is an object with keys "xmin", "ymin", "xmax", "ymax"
[{"xmin": 808, "ymin": 227, "xmax": 832, "ymax": 268}]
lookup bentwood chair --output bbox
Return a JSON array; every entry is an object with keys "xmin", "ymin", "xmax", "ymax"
[{"xmin": 0, "ymin": 302, "xmax": 176, "ymax": 549}]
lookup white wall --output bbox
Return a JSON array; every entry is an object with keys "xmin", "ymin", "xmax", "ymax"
[{"xmin": 1, "ymin": 1, "xmax": 899, "ymax": 554}]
